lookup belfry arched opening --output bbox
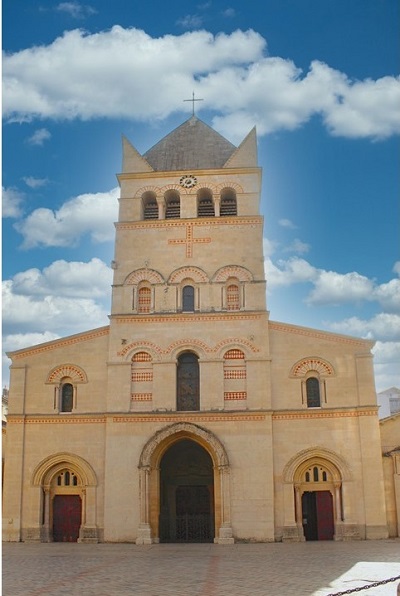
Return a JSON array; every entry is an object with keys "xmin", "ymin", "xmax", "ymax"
[{"xmin": 159, "ymin": 439, "xmax": 214, "ymax": 543}]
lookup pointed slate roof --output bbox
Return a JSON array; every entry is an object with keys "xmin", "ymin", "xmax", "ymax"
[{"xmin": 143, "ymin": 116, "xmax": 237, "ymax": 171}]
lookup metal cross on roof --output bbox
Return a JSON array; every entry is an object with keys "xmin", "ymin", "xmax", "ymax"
[{"xmin": 183, "ymin": 91, "xmax": 204, "ymax": 116}]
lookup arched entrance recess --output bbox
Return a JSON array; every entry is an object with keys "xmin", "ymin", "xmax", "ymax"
[
  {"xmin": 159, "ymin": 440, "xmax": 214, "ymax": 542},
  {"xmin": 281, "ymin": 448, "xmax": 355, "ymax": 542},
  {"xmin": 136, "ymin": 422, "xmax": 234, "ymax": 544},
  {"xmin": 32, "ymin": 453, "xmax": 99, "ymax": 543}
]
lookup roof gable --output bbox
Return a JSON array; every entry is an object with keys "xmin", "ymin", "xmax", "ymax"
[{"xmin": 143, "ymin": 116, "xmax": 237, "ymax": 171}]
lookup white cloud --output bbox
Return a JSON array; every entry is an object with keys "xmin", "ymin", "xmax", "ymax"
[
  {"xmin": 279, "ymin": 218, "xmax": 297, "ymax": 229},
  {"xmin": 265, "ymin": 256, "xmax": 318, "ymax": 287},
  {"xmin": 373, "ymin": 340, "xmax": 400, "ymax": 365},
  {"xmin": 374, "ymin": 278, "xmax": 400, "ymax": 313},
  {"xmin": 26, "ymin": 128, "xmax": 52, "ymax": 145},
  {"xmin": 2, "ymin": 259, "xmax": 112, "ymax": 385},
  {"xmin": 3, "ymin": 27, "xmax": 399, "ymax": 139},
  {"xmin": 307, "ymin": 270, "xmax": 375, "ymax": 306},
  {"xmin": 56, "ymin": 2, "xmax": 96, "ymax": 19},
  {"xmin": 176, "ymin": 14, "xmax": 204, "ymax": 28},
  {"xmin": 372, "ymin": 341, "xmax": 400, "ymax": 392},
  {"xmin": 2, "ymin": 187, "xmax": 24, "ymax": 218},
  {"xmin": 23, "ymin": 176, "xmax": 49, "ymax": 188},
  {"xmin": 283, "ymin": 238, "xmax": 310, "ymax": 254},
  {"xmin": 323, "ymin": 75, "xmax": 400, "ymax": 139},
  {"xmin": 265, "ymin": 251, "xmax": 400, "ymax": 314},
  {"xmin": 15, "ymin": 187, "xmax": 119, "ymax": 248},
  {"xmin": 329, "ymin": 313, "xmax": 400, "ymax": 341},
  {"xmin": 11, "ymin": 258, "xmax": 112, "ymax": 299},
  {"xmin": 2, "ymin": 331, "xmax": 61, "ymax": 384},
  {"xmin": 3, "ymin": 28, "xmax": 265, "ymax": 123},
  {"xmin": 3, "ymin": 332, "xmax": 61, "ymax": 355},
  {"xmin": 2, "ymin": 272, "xmax": 110, "ymax": 336},
  {"xmin": 222, "ymin": 8, "xmax": 236, "ymax": 18}
]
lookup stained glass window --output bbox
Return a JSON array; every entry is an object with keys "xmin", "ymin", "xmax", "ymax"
[
  {"xmin": 306, "ymin": 377, "xmax": 321, "ymax": 408},
  {"xmin": 177, "ymin": 352, "xmax": 199, "ymax": 411},
  {"xmin": 61, "ymin": 383, "xmax": 73, "ymax": 412}
]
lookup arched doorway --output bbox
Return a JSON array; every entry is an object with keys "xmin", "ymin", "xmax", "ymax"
[
  {"xmin": 282, "ymin": 448, "xmax": 351, "ymax": 542},
  {"xmin": 136, "ymin": 422, "xmax": 234, "ymax": 545},
  {"xmin": 52, "ymin": 469, "xmax": 82, "ymax": 542},
  {"xmin": 32, "ymin": 453, "xmax": 98, "ymax": 543},
  {"xmin": 159, "ymin": 439, "xmax": 214, "ymax": 542},
  {"xmin": 299, "ymin": 463, "xmax": 336, "ymax": 541},
  {"xmin": 302, "ymin": 490, "xmax": 334, "ymax": 541}
]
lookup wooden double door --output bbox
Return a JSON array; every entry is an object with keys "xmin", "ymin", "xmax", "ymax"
[
  {"xmin": 302, "ymin": 491, "xmax": 334, "ymax": 541},
  {"xmin": 53, "ymin": 495, "xmax": 82, "ymax": 542}
]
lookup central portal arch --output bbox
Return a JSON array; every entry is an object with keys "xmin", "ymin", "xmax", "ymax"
[
  {"xmin": 136, "ymin": 422, "xmax": 234, "ymax": 544},
  {"xmin": 159, "ymin": 439, "xmax": 214, "ymax": 542}
]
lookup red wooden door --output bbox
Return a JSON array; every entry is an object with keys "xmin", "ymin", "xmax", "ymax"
[
  {"xmin": 53, "ymin": 495, "xmax": 82, "ymax": 542},
  {"xmin": 316, "ymin": 490, "xmax": 334, "ymax": 540}
]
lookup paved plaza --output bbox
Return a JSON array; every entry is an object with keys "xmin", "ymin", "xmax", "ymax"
[{"xmin": 2, "ymin": 540, "xmax": 400, "ymax": 596}]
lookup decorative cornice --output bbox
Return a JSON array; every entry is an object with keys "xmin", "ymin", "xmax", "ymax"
[
  {"xmin": 114, "ymin": 313, "xmax": 262, "ymax": 325},
  {"xmin": 8, "ymin": 327, "xmax": 110, "ymax": 360},
  {"xmin": 113, "ymin": 413, "xmax": 266, "ymax": 423},
  {"xmin": 269, "ymin": 320, "xmax": 372, "ymax": 347},
  {"xmin": 7, "ymin": 408, "xmax": 376, "ymax": 425},
  {"xmin": 117, "ymin": 166, "xmax": 261, "ymax": 182},
  {"xmin": 272, "ymin": 408, "xmax": 377, "ymax": 420},
  {"xmin": 8, "ymin": 412, "xmax": 268, "ymax": 424},
  {"xmin": 116, "ymin": 216, "xmax": 263, "ymax": 231},
  {"xmin": 8, "ymin": 416, "xmax": 106, "ymax": 424}
]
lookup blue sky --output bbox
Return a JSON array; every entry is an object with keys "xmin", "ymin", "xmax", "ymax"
[{"xmin": 2, "ymin": 0, "xmax": 399, "ymax": 392}]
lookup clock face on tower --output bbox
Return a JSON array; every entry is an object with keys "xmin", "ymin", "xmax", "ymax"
[{"xmin": 179, "ymin": 175, "xmax": 197, "ymax": 189}]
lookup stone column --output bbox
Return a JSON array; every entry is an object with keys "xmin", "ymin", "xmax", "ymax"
[
  {"xmin": 79, "ymin": 487, "xmax": 99, "ymax": 543},
  {"xmin": 215, "ymin": 465, "xmax": 234, "ymax": 544},
  {"xmin": 136, "ymin": 465, "xmax": 152, "ymax": 544},
  {"xmin": 338, "ymin": 481, "xmax": 360, "ymax": 539},
  {"xmin": 334, "ymin": 483, "xmax": 342, "ymax": 522},
  {"xmin": 41, "ymin": 487, "xmax": 52, "ymax": 542},
  {"xmin": 282, "ymin": 483, "xmax": 304, "ymax": 542},
  {"xmin": 158, "ymin": 198, "xmax": 165, "ymax": 219}
]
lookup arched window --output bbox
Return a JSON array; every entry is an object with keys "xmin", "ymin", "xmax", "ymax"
[
  {"xmin": 177, "ymin": 352, "xmax": 200, "ymax": 411},
  {"xmin": 197, "ymin": 189, "xmax": 215, "ymax": 217},
  {"xmin": 182, "ymin": 285, "xmax": 195, "ymax": 312},
  {"xmin": 220, "ymin": 188, "xmax": 237, "ymax": 216},
  {"xmin": 226, "ymin": 284, "xmax": 240, "ymax": 311},
  {"xmin": 143, "ymin": 192, "xmax": 158, "ymax": 220},
  {"xmin": 303, "ymin": 464, "xmax": 332, "ymax": 483},
  {"xmin": 165, "ymin": 190, "xmax": 180, "ymax": 219},
  {"xmin": 138, "ymin": 286, "xmax": 151, "ymax": 313},
  {"xmin": 306, "ymin": 377, "xmax": 321, "ymax": 408},
  {"xmin": 61, "ymin": 382, "xmax": 73, "ymax": 412},
  {"xmin": 56, "ymin": 469, "xmax": 79, "ymax": 487}
]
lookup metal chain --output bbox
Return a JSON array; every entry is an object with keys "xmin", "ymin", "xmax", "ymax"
[{"xmin": 325, "ymin": 574, "xmax": 400, "ymax": 596}]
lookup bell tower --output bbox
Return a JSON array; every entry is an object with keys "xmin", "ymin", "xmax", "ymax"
[{"xmin": 106, "ymin": 116, "xmax": 271, "ymax": 413}]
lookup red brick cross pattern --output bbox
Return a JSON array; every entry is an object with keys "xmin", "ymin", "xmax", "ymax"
[{"xmin": 168, "ymin": 223, "xmax": 211, "ymax": 257}]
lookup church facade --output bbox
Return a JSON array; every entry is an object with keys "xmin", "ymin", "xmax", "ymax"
[{"xmin": 3, "ymin": 117, "xmax": 391, "ymax": 544}]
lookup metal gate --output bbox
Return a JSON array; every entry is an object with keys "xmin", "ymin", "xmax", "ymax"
[{"xmin": 160, "ymin": 485, "xmax": 213, "ymax": 543}]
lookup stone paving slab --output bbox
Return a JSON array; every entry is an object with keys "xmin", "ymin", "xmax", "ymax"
[{"xmin": 2, "ymin": 540, "xmax": 400, "ymax": 596}]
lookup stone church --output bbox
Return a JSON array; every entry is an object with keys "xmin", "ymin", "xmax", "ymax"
[{"xmin": 3, "ymin": 116, "xmax": 395, "ymax": 544}]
